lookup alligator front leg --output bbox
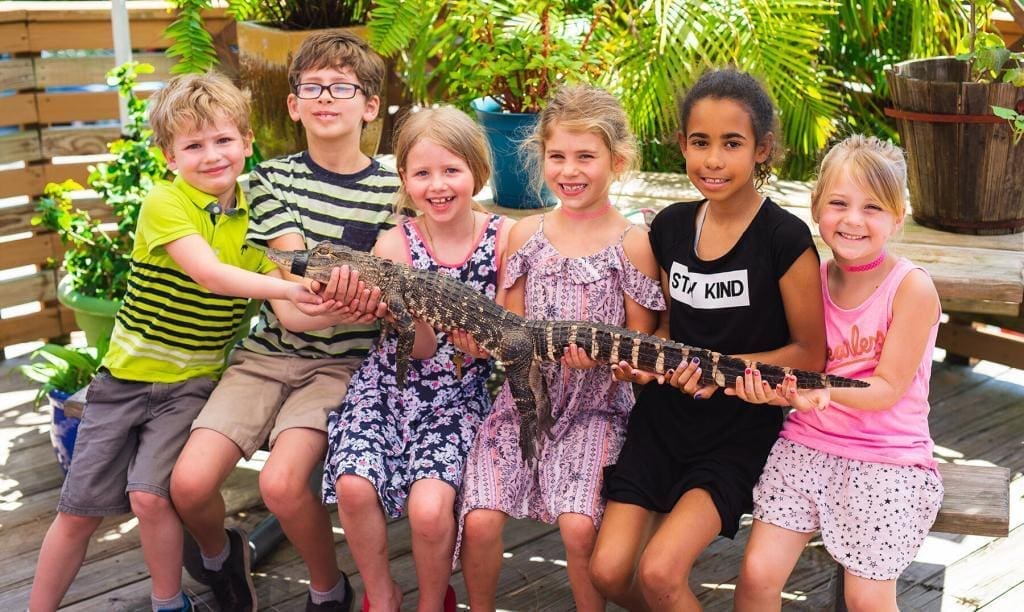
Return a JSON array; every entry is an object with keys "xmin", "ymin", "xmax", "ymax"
[
  {"xmin": 498, "ymin": 327, "xmax": 542, "ymax": 462},
  {"xmin": 504, "ymin": 357, "xmax": 539, "ymax": 462},
  {"xmin": 529, "ymin": 359, "xmax": 553, "ymax": 439},
  {"xmin": 386, "ymin": 293, "xmax": 416, "ymax": 387}
]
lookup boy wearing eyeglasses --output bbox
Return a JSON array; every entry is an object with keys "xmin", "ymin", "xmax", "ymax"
[
  {"xmin": 170, "ymin": 30, "xmax": 400, "ymax": 612},
  {"xmin": 28, "ymin": 73, "xmax": 333, "ymax": 612}
]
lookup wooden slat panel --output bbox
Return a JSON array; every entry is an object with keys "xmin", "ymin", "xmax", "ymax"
[
  {"xmin": 40, "ymin": 126, "xmax": 117, "ymax": 157},
  {"xmin": 932, "ymin": 463, "xmax": 1010, "ymax": 537},
  {"xmin": 14, "ymin": 1, "xmax": 227, "ymax": 52},
  {"xmin": 43, "ymin": 161, "xmax": 96, "ymax": 190},
  {"xmin": 0, "ymin": 272, "xmax": 58, "ymax": 309},
  {"xmin": 0, "ymin": 92, "xmax": 39, "ymax": 127},
  {"xmin": 0, "ymin": 130, "xmax": 41, "ymax": 164},
  {"xmin": 0, "ymin": 162, "xmax": 96, "ymax": 200},
  {"xmin": 937, "ymin": 321, "xmax": 1024, "ymax": 370},
  {"xmin": 0, "ymin": 57, "xmax": 34, "ymax": 90},
  {"xmin": 0, "ymin": 196, "xmax": 108, "ymax": 235},
  {"xmin": 37, "ymin": 89, "xmax": 154, "ymax": 124},
  {"xmin": 27, "ymin": 19, "xmax": 166, "ymax": 52},
  {"xmin": 0, "ymin": 233, "xmax": 61, "ymax": 270},
  {"xmin": 0, "ymin": 21, "xmax": 30, "ymax": 54},
  {"xmin": 941, "ymin": 298, "xmax": 1022, "ymax": 318},
  {"xmin": 0, "ymin": 307, "xmax": 66, "ymax": 347},
  {"xmin": 0, "ymin": 165, "xmax": 40, "ymax": 199},
  {"xmin": 34, "ymin": 52, "xmax": 173, "ymax": 88}
]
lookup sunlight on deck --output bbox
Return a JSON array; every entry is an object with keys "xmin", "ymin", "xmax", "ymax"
[
  {"xmin": 527, "ymin": 555, "xmax": 567, "ymax": 568},
  {"xmin": 96, "ymin": 517, "xmax": 138, "ymax": 542}
]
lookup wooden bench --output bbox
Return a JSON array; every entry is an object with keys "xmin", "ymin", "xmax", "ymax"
[{"xmin": 834, "ymin": 462, "xmax": 1010, "ymax": 610}]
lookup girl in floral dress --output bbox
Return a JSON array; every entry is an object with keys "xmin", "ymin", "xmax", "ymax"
[
  {"xmin": 321, "ymin": 106, "xmax": 512, "ymax": 612},
  {"xmin": 456, "ymin": 85, "xmax": 665, "ymax": 611}
]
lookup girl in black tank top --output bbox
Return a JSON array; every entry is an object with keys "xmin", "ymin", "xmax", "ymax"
[{"xmin": 591, "ymin": 69, "xmax": 826, "ymax": 610}]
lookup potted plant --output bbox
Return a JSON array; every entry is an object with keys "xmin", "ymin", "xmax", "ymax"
[
  {"xmin": 33, "ymin": 62, "xmax": 169, "ymax": 344},
  {"xmin": 885, "ymin": 0, "xmax": 1024, "ymax": 234},
  {"xmin": 368, "ymin": 0, "xmax": 612, "ymax": 208},
  {"xmin": 17, "ymin": 342, "xmax": 105, "ymax": 474},
  {"xmin": 165, "ymin": 0, "xmax": 385, "ymax": 160}
]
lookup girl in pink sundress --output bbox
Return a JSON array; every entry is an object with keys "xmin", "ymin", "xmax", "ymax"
[{"xmin": 456, "ymin": 85, "xmax": 665, "ymax": 611}]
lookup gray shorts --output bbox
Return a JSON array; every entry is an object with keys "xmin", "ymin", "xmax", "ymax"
[{"xmin": 57, "ymin": 371, "xmax": 216, "ymax": 516}]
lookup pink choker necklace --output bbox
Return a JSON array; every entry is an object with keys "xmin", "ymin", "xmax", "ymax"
[
  {"xmin": 839, "ymin": 251, "xmax": 886, "ymax": 272},
  {"xmin": 559, "ymin": 200, "xmax": 612, "ymax": 221}
]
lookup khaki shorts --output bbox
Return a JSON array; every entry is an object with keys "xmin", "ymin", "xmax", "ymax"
[
  {"xmin": 59, "ymin": 371, "xmax": 216, "ymax": 516},
  {"xmin": 193, "ymin": 349, "xmax": 363, "ymax": 458}
]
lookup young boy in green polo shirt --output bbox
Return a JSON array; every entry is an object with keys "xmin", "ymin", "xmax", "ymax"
[{"xmin": 28, "ymin": 73, "xmax": 333, "ymax": 612}]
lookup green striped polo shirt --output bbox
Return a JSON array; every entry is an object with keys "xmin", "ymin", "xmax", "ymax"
[
  {"xmin": 241, "ymin": 152, "xmax": 400, "ymax": 358},
  {"xmin": 103, "ymin": 176, "xmax": 276, "ymax": 383}
]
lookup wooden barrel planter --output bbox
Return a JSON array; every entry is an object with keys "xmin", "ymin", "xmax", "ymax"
[
  {"xmin": 885, "ymin": 57, "xmax": 1024, "ymax": 235},
  {"xmin": 236, "ymin": 22, "xmax": 384, "ymax": 160}
]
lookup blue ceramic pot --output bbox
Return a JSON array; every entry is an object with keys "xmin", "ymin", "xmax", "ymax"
[
  {"xmin": 48, "ymin": 389, "xmax": 80, "ymax": 475},
  {"xmin": 471, "ymin": 97, "xmax": 556, "ymax": 209}
]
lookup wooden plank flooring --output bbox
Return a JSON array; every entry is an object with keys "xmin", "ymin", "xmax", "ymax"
[{"xmin": 1, "ymin": 352, "xmax": 1021, "ymax": 611}]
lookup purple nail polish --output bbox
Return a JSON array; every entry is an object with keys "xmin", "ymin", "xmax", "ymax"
[
  {"xmin": 694, "ymin": 392, "xmax": 703, "ymax": 400},
  {"xmin": 691, "ymin": 357, "xmax": 700, "ymax": 365}
]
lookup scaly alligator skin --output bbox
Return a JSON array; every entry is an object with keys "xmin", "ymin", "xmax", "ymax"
[{"xmin": 269, "ymin": 241, "xmax": 868, "ymax": 460}]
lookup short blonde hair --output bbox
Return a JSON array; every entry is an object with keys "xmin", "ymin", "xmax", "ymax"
[
  {"xmin": 148, "ymin": 72, "xmax": 251, "ymax": 150},
  {"xmin": 288, "ymin": 29, "xmax": 385, "ymax": 98},
  {"xmin": 522, "ymin": 85, "xmax": 639, "ymax": 195},
  {"xmin": 392, "ymin": 106, "xmax": 492, "ymax": 214},
  {"xmin": 811, "ymin": 135, "xmax": 907, "ymax": 222}
]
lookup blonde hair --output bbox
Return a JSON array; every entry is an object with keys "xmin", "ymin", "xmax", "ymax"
[
  {"xmin": 522, "ymin": 85, "xmax": 639, "ymax": 196},
  {"xmin": 811, "ymin": 135, "xmax": 907, "ymax": 222},
  {"xmin": 392, "ymin": 106, "xmax": 492, "ymax": 215},
  {"xmin": 148, "ymin": 72, "xmax": 251, "ymax": 150},
  {"xmin": 288, "ymin": 29, "xmax": 385, "ymax": 98}
]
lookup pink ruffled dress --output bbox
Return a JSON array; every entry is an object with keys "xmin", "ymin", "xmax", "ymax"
[{"xmin": 458, "ymin": 218, "xmax": 665, "ymax": 535}]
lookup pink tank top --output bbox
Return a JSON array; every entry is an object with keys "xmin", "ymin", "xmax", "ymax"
[{"xmin": 781, "ymin": 257, "xmax": 938, "ymax": 469}]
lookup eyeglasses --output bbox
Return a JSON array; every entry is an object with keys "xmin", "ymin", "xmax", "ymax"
[{"xmin": 294, "ymin": 82, "xmax": 364, "ymax": 100}]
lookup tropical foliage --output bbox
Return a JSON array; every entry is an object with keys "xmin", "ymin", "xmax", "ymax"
[
  {"xmin": 165, "ymin": 0, "xmax": 219, "ymax": 74},
  {"xmin": 370, "ymin": 0, "xmax": 610, "ymax": 113},
  {"xmin": 165, "ymin": 0, "xmax": 371, "ymax": 74},
  {"xmin": 226, "ymin": 0, "xmax": 370, "ymax": 29},
  {"xmin": 18, "ymin": 343, "xmax": 105, "ymax": 407},
  {"xmin": 165, "ymin": 0, "xmax": 981, "ymax": 176},
  {"xmin": 369, "ymin": 0, "xmax": 967, "ymax": 177}
]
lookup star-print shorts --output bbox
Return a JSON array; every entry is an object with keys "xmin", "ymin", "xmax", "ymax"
[{"xmin": 752, "ymin": 438, "xmax": 943, "ymax": 580}]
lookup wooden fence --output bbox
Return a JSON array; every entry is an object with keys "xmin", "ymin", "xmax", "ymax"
[{"xmin": 0, "ymin": 1, "xmax": 233, "ymax": 355}]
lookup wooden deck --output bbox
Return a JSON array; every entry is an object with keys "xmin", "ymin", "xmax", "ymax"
[{"xmin": 1, "ymin": 350, "xmax": 1021, "ymax": 611}]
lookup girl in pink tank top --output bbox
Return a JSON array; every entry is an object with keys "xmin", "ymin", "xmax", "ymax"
[{"xmin": 733, "ymin": 135, "xmax": 943, "ymax": 611}]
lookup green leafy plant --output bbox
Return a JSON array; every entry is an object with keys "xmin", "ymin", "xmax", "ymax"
[
  {"xmin": 227, "ymin": 0, "xmax": 370, "ymax": 29},
  {"xmin": 993, "ymin": 103, "xmax": 1024, "ymax": 143},
  {"xmin": 370, "ymin": 0, "xmax": 609, "ymax": 113},
  {"xmin": 165, "ymin": 0, "xmax": 371, "ymax": 74},
  {"xmin": 18, "ymin": 343, "xmax": 105, "ymax": 407},
  {"xmin": 166, "ymin": 0, "xmax": 220, "ymax": 74},
  {"xmin": 32, "ymin": 62, "xmax": 168, "ymax": 301},
  {"xmin": 953, "ymin": 0, "xmax": 1024, "ymax": 144}
]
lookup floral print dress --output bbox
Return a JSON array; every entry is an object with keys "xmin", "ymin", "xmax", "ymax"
[{"xmin": 322, "ymin": 214, "xmax": 503, "ymax": 517}]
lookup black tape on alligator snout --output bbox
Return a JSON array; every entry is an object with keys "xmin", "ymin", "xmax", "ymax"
[{"xmin": 290, "ymin": 251, "xmax": 309, "ymax": 278}]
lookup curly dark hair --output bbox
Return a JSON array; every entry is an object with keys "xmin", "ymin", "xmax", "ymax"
[{"xmin": 677, "ymin": 69, "xmax": 783, "ymax": 188}]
